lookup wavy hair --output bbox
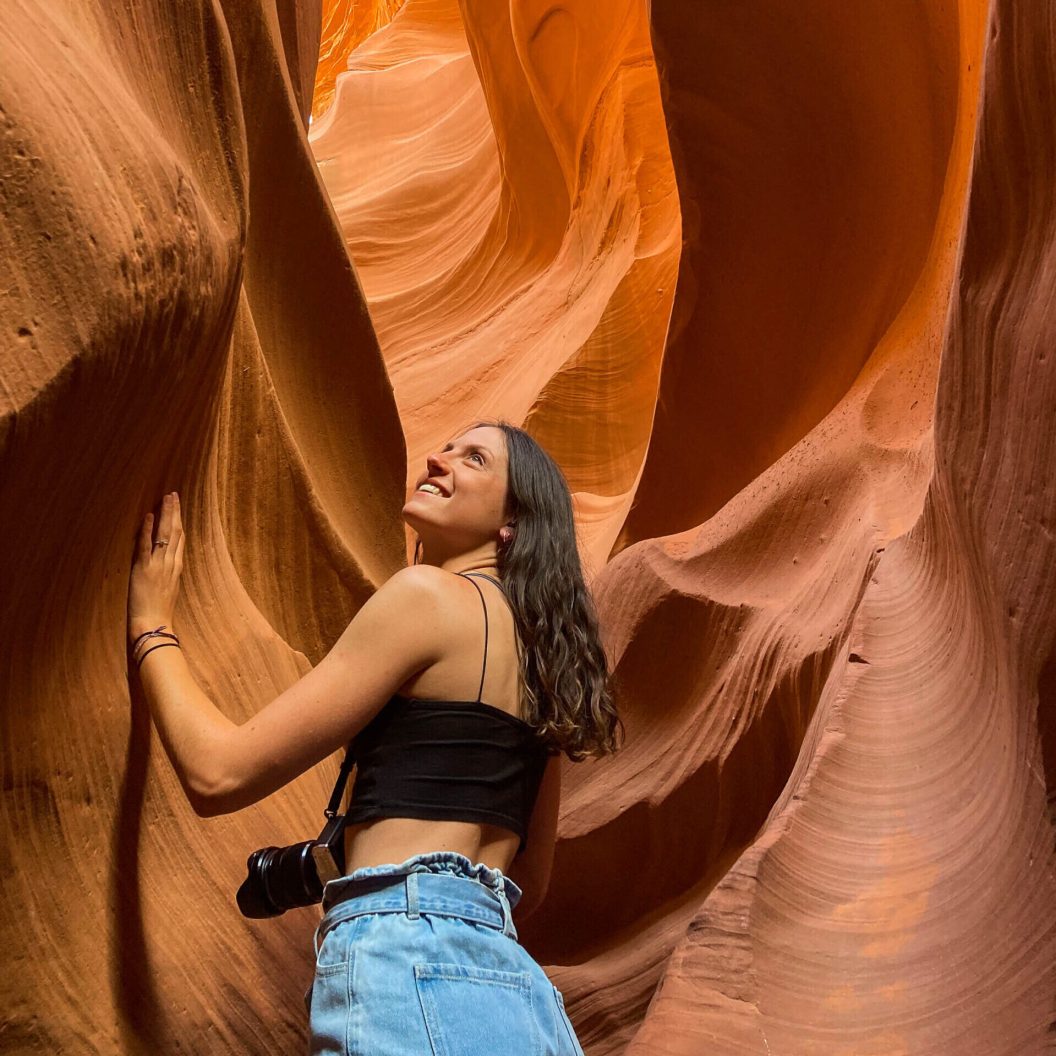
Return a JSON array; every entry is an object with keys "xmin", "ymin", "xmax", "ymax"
[{"xmin": 483, "ymin": 421, "xmax": 622, "ymax": 760}]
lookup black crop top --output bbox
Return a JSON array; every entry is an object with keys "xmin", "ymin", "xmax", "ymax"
[{"xmin": 344, "ymin": 573, "xmax": 552, "ymax": 852}]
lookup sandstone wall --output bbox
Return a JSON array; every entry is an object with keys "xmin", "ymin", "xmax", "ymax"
[{"xmin": 2, "ymin": 1, "xmax": 1053, "ymax": 1053}]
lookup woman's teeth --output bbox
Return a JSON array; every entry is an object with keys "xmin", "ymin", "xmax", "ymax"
[{"xmin": 418, "ymin": 483, "xmax": 443, "ymax": 495}]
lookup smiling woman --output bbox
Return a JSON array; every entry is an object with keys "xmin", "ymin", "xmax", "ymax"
[
  {"xmin": 405, "ymin": 426, "xmax": 512, "ymax": 564},
  {"xmin": 127, "ymin": 420, "xmax": 619, "ymax": 1055}
]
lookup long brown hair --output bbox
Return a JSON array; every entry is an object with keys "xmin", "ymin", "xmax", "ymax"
[{"xmin": 486, "ymin": 422, "xmax": 621, "ymax": 760}]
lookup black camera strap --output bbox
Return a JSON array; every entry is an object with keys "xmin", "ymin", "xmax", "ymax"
[
  {"xmin": 309, "ymin": 744, "xmax": 357, "ymax": 885},
  {"xmin": 325, "ymin": 744, "xmax": 357, "ymax": 819}
]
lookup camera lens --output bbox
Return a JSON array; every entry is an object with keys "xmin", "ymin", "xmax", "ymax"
[
  {"xmin": 236, "ymin": 841, "xmax": 323, "ymax": 919},
  {"xmin": 266, "ymin": 841, "xmax": 324, "ymax": 908}
]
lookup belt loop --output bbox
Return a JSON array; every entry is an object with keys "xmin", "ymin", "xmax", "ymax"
[
  {"xmin": 495, "ymin": 878, "xmax": 516, "ymax": 939},
  {"xmin": 406, "ymin": 871, "xmax": 420, "ymax": 920},
  {"xmin": 501, "ymin": 896, "xmax": 516, "ymax": 939}
]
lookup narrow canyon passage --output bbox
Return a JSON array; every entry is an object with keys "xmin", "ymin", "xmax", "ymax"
[{"xmin": 2, "ymin": 1, "xmax": 1053, "ymax": 1053}]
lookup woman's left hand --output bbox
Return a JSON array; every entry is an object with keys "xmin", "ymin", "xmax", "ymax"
[{"xmin": 128, "ymin": 491, "xmax": 186, "ymax": 642}]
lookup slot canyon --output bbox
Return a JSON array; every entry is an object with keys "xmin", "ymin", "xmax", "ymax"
[{"xmin": 2, "ymin": 0, "xmax": 1054, "ymax": 1052}]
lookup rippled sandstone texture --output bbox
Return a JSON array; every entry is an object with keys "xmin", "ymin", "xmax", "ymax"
[
  {"xmin": 3, "ymin": 1, "xmax": 1055, "ymax": 1054},
  {"xmin": 1, "ymin": 2, "xmax": 406, "ymax": 1052},
  {"xmin": 310, "ymin": 0, "xmax": 680, "ymax": 565}
]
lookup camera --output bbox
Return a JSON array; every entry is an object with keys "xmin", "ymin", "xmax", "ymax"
[
  {"xmin": 236, "ymin": 748, "xmax": 355, "ymax": 919},
  {"xmin": 236, "ymin": 813, "xmax": 348, "ymax": 918}
]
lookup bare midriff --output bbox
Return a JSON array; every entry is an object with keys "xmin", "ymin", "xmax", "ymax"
[{"xmin": 343, "ymin": 816, "xmax": 521, "ymax": 876}]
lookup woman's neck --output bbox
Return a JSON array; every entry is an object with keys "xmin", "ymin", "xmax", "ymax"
[{"xmin": 418, "ymin": 543, "xmax": 500, "ymax": 577}]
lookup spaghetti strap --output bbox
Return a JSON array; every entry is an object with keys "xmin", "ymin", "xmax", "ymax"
[
  {"xmin": 460, "ymin": 571, "xmax": 512, "ymax": 614},
  {"xmin": 458, "ymin": 573, "xmax": 489, "ymax": 703},
  {"xmin": 465, "ymin": 571, "xmax": 504, "ymax": 592}
]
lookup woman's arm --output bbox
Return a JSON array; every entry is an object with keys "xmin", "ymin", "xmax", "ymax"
[
  {"xmin": 506, "ymin": 753, "xmax": 562, "ymax": 919},
  {"xmin": 128, "ymin": 493, "xmax": 445, "ymax": 816}
]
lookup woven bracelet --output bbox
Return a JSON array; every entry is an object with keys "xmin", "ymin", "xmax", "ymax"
[{"xmin": 137, "ymin": 641, "xmax": 181, "ymax": 669}]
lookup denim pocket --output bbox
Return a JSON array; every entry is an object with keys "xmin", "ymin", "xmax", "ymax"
[
  {"xmin": 551, "ymin": 986, "xmax": 586, "ymax": 1056},
  {"xmin": 315, "ymin": 917, "xmax": 358, "ymax": 974},
  {"xmin": 414, "ymin": 962, "xmax": 540, "ymax": 1056},
  {"xmin": 308, "ymin": 919, "xmax": 361, "ymax": 1055}
]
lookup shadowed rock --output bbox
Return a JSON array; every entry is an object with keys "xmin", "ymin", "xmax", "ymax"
[{"xmin": 2, "ymin": 1, "xmax": 1054, "ymax": 1053}]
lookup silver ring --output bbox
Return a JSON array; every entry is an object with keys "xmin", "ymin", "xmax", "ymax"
[{"xmin": 152, "ymin": 540, "xmax": 169, "ymax": 549}]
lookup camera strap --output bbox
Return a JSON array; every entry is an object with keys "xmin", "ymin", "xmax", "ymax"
[
  {"xmin": 311, "ymin": 745, "xmax": 357, "ymax": 883},
  {"xmin": 325, "ymin": 744, "xmax": 357, "ymax": 819}
]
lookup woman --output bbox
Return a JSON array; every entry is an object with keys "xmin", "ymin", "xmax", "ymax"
[{"xmin": 127, "ymin": 421, "xmax": 620, "ymax": 1055}]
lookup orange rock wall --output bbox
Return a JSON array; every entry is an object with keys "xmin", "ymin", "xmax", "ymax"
[
  {"xmin": 1, "ymin": 2, "xmax": 405, "ymax": 1051},
  {"xmin": 309, "ymin": 0, "xmax": 680, "ymax": 565},
  {"xmin": 2, "ymin": 1, "xmax": 1055, "ymax": 1053}
]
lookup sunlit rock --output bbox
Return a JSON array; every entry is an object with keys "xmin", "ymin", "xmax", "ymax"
[{"xmin": 2, "ymin": 1, "xmax": 1054, "ymax": 1053}]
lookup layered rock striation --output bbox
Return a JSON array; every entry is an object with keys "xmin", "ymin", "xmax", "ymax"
[
  {"xmin": 2, "ymin": 0, "xmax": 1054, "ymax": 1053},
  {"xmin": 1, "ymin": 2, "xmax": 404, "ymax": 1051}
]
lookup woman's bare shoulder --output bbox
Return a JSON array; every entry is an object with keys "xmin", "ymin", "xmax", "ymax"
[{"xmin": 374, "ymin": 565, "xmax": 474, "ymax": 617}]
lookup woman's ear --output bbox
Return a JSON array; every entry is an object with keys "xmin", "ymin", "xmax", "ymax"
[{"xmin": 499, "ymin": 525, "xmax": 515, "ymax": 546}]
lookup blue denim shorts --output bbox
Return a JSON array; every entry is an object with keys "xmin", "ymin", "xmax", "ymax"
[{"xmin": 306, "ymin": 851, "xmax": 585, "ymax": 1055}]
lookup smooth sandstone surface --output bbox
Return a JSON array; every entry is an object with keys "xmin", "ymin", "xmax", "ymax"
[
  {"xmin": 2, "ymin": 2, "xmax": 405, "ymax": 1052},
  {"xmin": 309, "ymin": 0, "xmax": 680, "ymax": 566},
  {"xmin": 2, "ymin": 2, "xmax": 1054, "ymax": 1054}
]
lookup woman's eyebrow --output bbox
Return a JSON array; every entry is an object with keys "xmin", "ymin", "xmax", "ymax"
[{"xmin": 442, "ymin": 441, "xmax": 493, "ymax": 460}]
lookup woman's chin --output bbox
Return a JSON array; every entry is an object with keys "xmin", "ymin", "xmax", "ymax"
[
  {"xmin": 402, "ymin": 494, "xmax": 425, "ymax": 517},
  {"xmin": 402, "ymin": 503, "xmax": 439, "ymax": 536}
]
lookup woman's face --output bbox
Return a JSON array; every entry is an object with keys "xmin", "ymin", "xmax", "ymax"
[{"xmin": 403, "ymin": 425, "xmax": 511, "ymax": 554}]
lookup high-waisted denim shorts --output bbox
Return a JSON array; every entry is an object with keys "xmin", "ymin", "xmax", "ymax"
[{"xmin": 306, "ymin": 851, "xmax": 586, "ymax": 1055}]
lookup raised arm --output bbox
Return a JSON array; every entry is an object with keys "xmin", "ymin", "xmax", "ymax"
[{"xmin": 128, "ymin": 492, "xmax": 445, "ymax": 816}]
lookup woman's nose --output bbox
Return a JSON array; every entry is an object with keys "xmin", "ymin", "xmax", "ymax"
[{"xmin": 425, "ymin": 452, "xmax": 449, "ymax": 476}]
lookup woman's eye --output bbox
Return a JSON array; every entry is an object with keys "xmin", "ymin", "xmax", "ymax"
[{"xmin": 469, "ymin": 452, "xmax": 485, "ymax": 465}]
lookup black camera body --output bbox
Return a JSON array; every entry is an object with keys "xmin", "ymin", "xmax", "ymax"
[
  {"xmin": 236, "ymin": 813, "xmax": 348, "ymax": 918},
  {"xmin": 236, "ymin": 748, "xmax": 355, "ymax": 919}
]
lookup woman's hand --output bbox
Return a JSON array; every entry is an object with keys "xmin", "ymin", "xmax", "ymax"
[{"xmin": 128, "ymin": 491, "xmax": 186, "ymax": 643}]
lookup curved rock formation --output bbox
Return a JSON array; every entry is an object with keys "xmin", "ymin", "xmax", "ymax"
[
  {"xmin": 1, "ymin": 1, "xmax": 405, "ymax": 1051},
  {"xmin": 530, "ymin": 3, "xmax": 1056, "ymax": 1054},
  {"xmin": 309, "ymin": 0, "xmax": 680, "ymax": 564},
  {"xmin": 3, "ymin": 0, "xmax": 1055, "ymax": 1053}
]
